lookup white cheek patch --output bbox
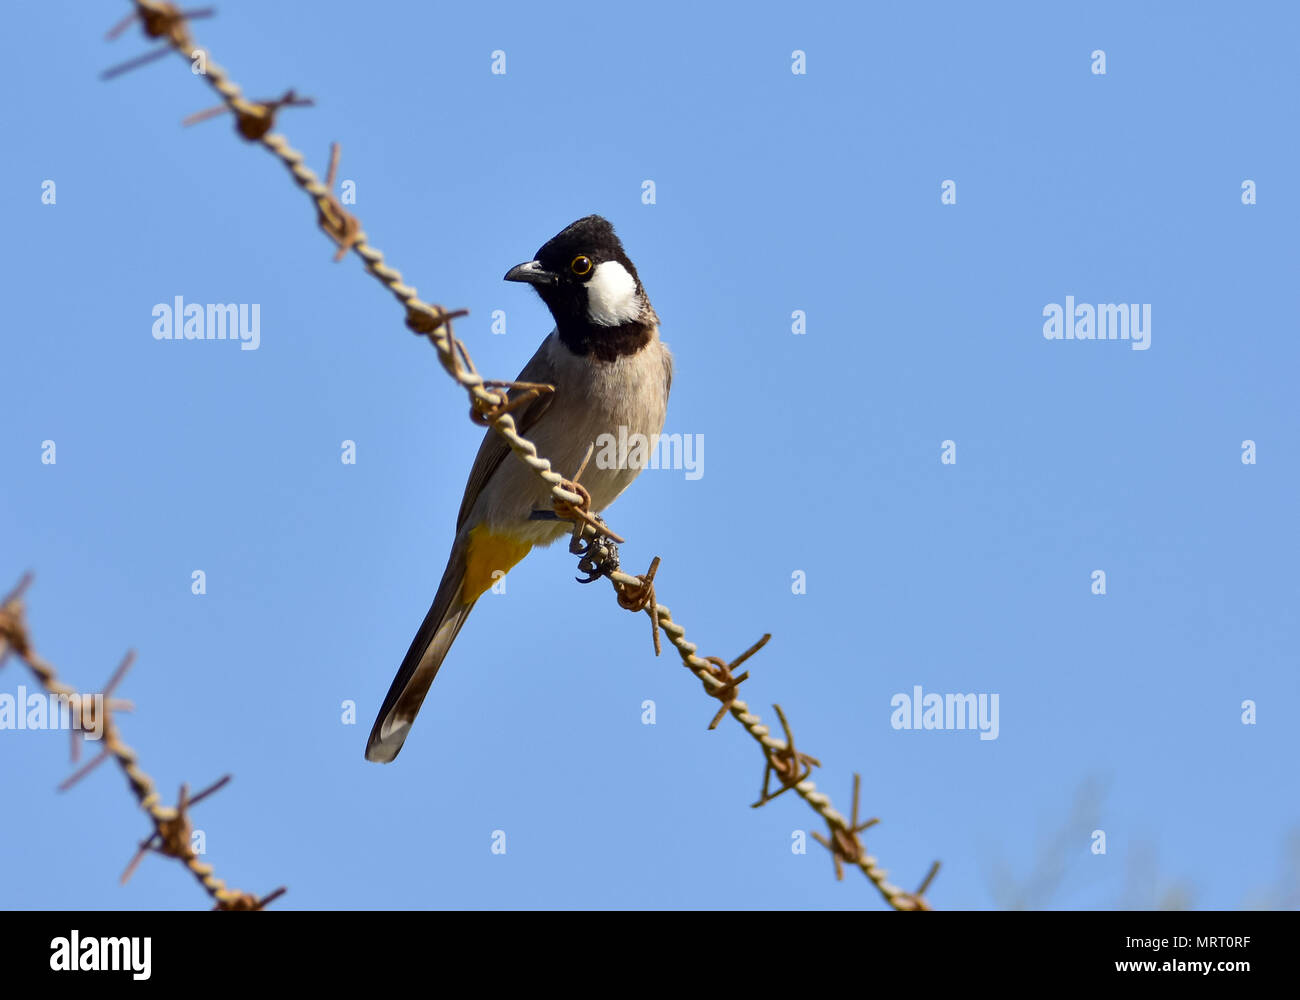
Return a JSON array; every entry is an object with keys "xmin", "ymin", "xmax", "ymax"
[{"xmin": 585, "ymin": 260, "xmax": 641, "ymax": 326}]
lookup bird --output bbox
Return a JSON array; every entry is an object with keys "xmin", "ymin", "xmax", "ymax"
[{"xmin": 366, "ymin": 215, "xmax": 673, "ymax": 762}]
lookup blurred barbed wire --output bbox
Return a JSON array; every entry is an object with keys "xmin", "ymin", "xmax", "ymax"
[{"xmin": 1, "ymin": 574, "xmax": 285, "ymax": 909}]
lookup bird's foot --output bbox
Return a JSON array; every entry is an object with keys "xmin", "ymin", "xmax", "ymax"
[{"xmin": 572, "ymin": 519, "xmax": 620, "ymax": 583}]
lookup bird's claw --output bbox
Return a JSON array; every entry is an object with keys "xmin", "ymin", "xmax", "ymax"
[
  {"xmin": 568, "ymin": 529, "xmax": 593, "ymax": 558},
  {"xmin": 572, "ymin": 520, "xmax": 619, "ymax": 583}
]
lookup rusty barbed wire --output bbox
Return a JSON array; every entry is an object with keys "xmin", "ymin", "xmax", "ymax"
[
  {"xmin": 95, "ymin": 0, "xmax": 939, "ymax": 909},
  {"xmin": 1, "ymin": 574, "xmax": 285, "ymax": 910},
  {"xmin": 752, "ymin": 704, "xmax": 821, "ymax": 808}
]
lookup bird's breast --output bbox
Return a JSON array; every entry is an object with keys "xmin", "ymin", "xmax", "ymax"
[{"xmin": 532, "ymin": 333, "xmax": 670, "ymax": 513}]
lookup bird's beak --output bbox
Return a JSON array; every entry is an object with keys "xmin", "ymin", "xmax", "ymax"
[{"xmin": 504, "ymin": 260, "xmax": 557, "ymax": 286}]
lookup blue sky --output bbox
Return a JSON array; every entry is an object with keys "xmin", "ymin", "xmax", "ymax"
[{"xmin": 3, "ymin": 1, "xmax": 1297, "ymax": 910}]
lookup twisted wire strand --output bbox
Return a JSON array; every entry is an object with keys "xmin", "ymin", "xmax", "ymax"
[
  {"xmin": 636, "ymin": 590, "xmax": 932, "ymax": 909},
  {"xmin": 96, "ymin": 0, "xmax": 938, "ymax": 910}
]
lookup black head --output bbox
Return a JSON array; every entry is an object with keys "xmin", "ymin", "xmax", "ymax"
[{"xmin": 504, "ymin": 215, "xmax": 654, "ymax": 361}]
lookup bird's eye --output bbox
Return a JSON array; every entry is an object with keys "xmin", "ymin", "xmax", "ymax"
[{"xmin": 570, "ymin": 255, "xmax": 593, "ymax": 276}]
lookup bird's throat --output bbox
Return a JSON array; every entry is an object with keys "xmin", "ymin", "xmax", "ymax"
[{"xmin": 555, "ymin": 319, "xmax": 655, "ymax": 362}]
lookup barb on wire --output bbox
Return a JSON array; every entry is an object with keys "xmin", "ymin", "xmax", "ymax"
[
  {"xmin": 550, "ymin": 444, "xmax": 625, "ymax": 545},
  {"xmin": 811, "ymin": 773, "xmax": 880, "ymax": 881},
  {"xmin": 615, "ymin": 556, "xmax": 661, "ymax": 656},
  {"xmin": 752, "ymin": 703, "xmax": 821, "ymax": 808},
  {"xmin": 106, "ymin": 2, "xmax": 213, "ymax": 41},
  {"xmin": 1, "ymin": 575, "xmax": 284, "ymax": 910},
  {"xmin": 101, "ymin": 3, "xmax": 213, "ymax": 80},
  {"xmin": 182, "ymin": 89, "xmax": 315, "ymax": 135},
  {"xmin": 94, "ymin": 0, "xmax": 939, "ymax": 910},
  {"xmin": 469, "ymin": 380, "xmax": 556, "ymax": 428},
  {"xmin": 699, "ymin": 634, "xmax": 767, "ymax": 730},
  {"xmin": 66, "ymin": 650, "xmax": 135, "ymax": 768},
  {"xmin": 317, "ymin": 141, "xmax": 362, "ymax": 260},
  {"xmin": 120, "ymin": 774, "xmax": 230, "ymax": 885}
]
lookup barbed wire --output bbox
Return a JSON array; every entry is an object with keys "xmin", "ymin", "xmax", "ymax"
[
  {"xmin": 0, "ymin": 574, "xmax": 286, "ymax": 910},
  {"xmin": 91, "ymin": 0, "xmax": 939, "ymax": 909}
]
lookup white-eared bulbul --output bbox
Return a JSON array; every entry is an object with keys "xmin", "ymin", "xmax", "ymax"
[{"xmin": 366, "ymin": 215, "xmax": 672, "ymax": 762}]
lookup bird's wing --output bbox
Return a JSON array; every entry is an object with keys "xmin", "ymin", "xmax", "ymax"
[
  {"xmin": 366, "ymin": 336, "xmax": 562, "ymax": 762},
  {"xmin": 456, "ymin": 334, "xmax": 560, "ymax": 529}
]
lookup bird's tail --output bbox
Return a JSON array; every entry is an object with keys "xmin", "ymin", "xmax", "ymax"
[{"xmin": 365, "ymin": 541, "xmax": 477, "ymax": 763}]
